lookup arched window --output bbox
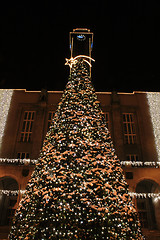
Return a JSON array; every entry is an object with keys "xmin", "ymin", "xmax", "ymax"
[
  {"xmin": 0, "ymin": 177, "xmax": 19, "ymax": 226},
  {"xmin": 136, "ymin": 179, "xmax": 160, "ymax": 230}
]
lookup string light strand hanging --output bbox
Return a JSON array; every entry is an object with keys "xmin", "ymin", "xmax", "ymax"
[
  {"xmin": 1, "ymin": 189, "xmax": 160, "ymax": 200},
  {"xmin": 0, "ymin": 158, "xmax": 160, "ymax": 168}
]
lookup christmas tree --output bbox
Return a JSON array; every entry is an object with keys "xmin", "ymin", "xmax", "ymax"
[{"xmin": 9, "ymin": 58, "xmax": 143, "ymax": 239}]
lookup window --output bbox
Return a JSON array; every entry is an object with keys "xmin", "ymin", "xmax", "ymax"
[
  {"xmin": 20, "ymin": 111, "xmax": 35, "ymax": 142},
  {"xmin": 126, "ymin": 154, "xmax": 139, "ymax": 161},
  {"xmin": 137, "ymin": 199, "xmax": 148, "ymax": 228},
  {"xmin": 104, "ymin": 112, "xmax": 109, "ymax": 129},
  {"xmin": 17, "ymin": 152, "xmax": 29, "ymax": 159},
  {"xmin": 47, "ymin": 111, "xmax": 55, "ymax": 130},
  {"xmin": 0, "ymin": 177, "xmax": 19, "ymax": 226},
  {"xmin": 123, "ymin": 113, "xmax": 136, "ymax": 144},
  {"xmin": 136, "ymin": 179, "xmax": 159, "ymax": 229}
]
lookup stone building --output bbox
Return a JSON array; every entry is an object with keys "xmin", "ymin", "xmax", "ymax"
[
  {"xmin": 0, "ymin": 28, "xmax": 160, "ymax": 239},
  {"xmin": 0, "ymin": 89, "xmax": 160, "ymax": 239}
]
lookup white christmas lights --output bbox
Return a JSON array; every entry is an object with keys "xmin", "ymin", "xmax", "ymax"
[
  {"xmin": 0, "ymin": 189, "xmax": 160, "ymax": 200},
  {"xmin": 121, "ymin": 161, "xmax": 160, "ymax": 167},
  {"xmin": 0, "ymin": 90, "xmax": 13, "ymax": 153},
  {"xmin": 147, "ymin": 92, "xmax": 160, "ymax": 161},
  {"xmin": 129, "ymin": 192, "xmax": 160, "ymax": 200},
  {"xmin": 0, "ymin": 158, "xmax": 37, "ymax": 165},
  {"xmin": 0, "ymin": 158, "xmax": 159, "ymax": 167},
  {"xmin": 0, "ymin": 190, "xmax": 26, "ymax": 196}
]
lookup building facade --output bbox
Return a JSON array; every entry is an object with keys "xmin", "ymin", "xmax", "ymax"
[{"xmin": 0, "ymin": 89, "xmax": 160, "ymax": 239}]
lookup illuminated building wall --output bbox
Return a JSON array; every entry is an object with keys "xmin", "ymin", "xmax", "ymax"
[
  {"xmin": 0, "ymin": 90, "xmax": 160, "ymax": 239},
  {"xmin": 0, "ymin": 90, "xmax": 13, "ymax": 154},
  {"xmin": 147, "ymin": 92, "xmax": 160, "ymax": 162}
]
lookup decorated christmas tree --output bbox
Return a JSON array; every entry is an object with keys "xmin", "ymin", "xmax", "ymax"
[{"xmin": 9, "ymin": 57, "xmax": 143, "ymax": 239}]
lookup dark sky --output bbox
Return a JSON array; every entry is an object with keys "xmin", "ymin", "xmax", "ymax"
[{"xmin": 0, "ymin": 1, "xmax": 160, "ymax": 92}]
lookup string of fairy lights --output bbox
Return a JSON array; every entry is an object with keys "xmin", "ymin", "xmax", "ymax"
[
  {"xmin": 0, "ymin": 158, "xmax": 160, "ymax": 199},
  {"xmin": 0, "ymin": 158, "xmax": 37, "ymax": 165},
  {"xmin": 0, "ymin": 158, "xmax": 160, "ymax": 167},
  {"xmin": 121, "ymin": 161, "xmax": 160, "ymax": 167},
  {"xmin": 0, "ymin": 189, "xmax": 160, "ymax": 201}
]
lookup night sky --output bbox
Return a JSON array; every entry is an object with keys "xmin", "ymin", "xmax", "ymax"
[{"xmin": 0, "ymin": 1, "xmax": 160, "ymax": 92}]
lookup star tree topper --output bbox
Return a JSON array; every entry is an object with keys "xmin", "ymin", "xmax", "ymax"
[{"xmin": 65, "ymin": 55, "xmax": 95, "ymax": 68}]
